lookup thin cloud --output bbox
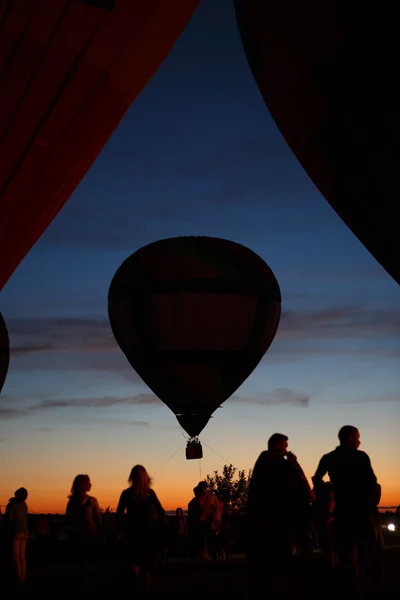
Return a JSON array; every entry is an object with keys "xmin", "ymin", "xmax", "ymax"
[
  {"xmin": 29, "ymin": 394, "xmax": 161, "ymax": 412},
  {"xmin": 92, "ymin": 418, "xmax": 149, "ymax": 428},
  {"xmin": 5, "ymin": 305, "xmax": 399, "ymax": 378},
  {"xmin": 0, "ymin": 394, "xmax": 162, "ymax": 421},
  {"xmin": 231, "ymin": 388, "xmax": 310, "ymax": 408},
  {"xmin": 351, "ymin": 391, "xmax": 399, "ymax": 404},
  {"xmin": 9, "ymin": 317, "xmax": 114, "ymax": 356},
  {"xmin": 0, "ymin": 408, "xmax": 26, "ymax": 419},
  {"xmin": 278, "ymin": 306, "xmax": 400, "ymax": 340}
]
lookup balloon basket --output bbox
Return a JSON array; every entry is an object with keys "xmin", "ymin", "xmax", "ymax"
[{"xmin": 186, "ymin": 439, "xmax": 203, "ymax": 460}]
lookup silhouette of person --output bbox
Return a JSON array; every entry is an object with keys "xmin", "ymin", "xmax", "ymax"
[
  {"xmin": 213, "ymin": 492, "xmax": 232, "ymax": 562},
  {"xmin": 173, "ymin": 508, "xmax": 187, "ymax": 558},
  {"xmin": 312, "ymin": 480, "xmax": 337, "ymax": 567},
  {"xmin": 65, "ymin": 474, "xmax": 101, "ymax": 586},
  {"xmin": 5, "ymin": 487, "xmax": 29, "ymax": 585},
  {"xmin": 312, "ymin": 425, "xmax": 382, "ymax": 594},
  {"xmin": 197, "ymin": 481, "xmax": 219, "ymax": 560},
  {"xmin": 247, "ymin": 433, "xmax": 313, "ymax": 597},
  {"xmin": 116, "ymin": 465, "xmax": 165, "ymax": 594},
  {"xmin": 187, "ymin": 486, "xmax": 202, "ymax": 559}
]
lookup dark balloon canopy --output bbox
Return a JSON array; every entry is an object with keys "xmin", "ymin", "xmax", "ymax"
[
  {"xmin": 0, "ymin": 0, "xmax": 199, "ymax": 291},
  {"xmin": 0, "ymin": 313, "xmax": 10, "ymax": 394},
  {"xmin": 108, "ymin": 237, "xmax": 281, "ymax": 441},
  {"xmin": 235, "ymin": 0, "xmax": 400, "ymax": 285}
]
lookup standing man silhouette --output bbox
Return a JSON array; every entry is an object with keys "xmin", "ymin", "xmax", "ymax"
[{"xmin": 313, "ymin": 425, "xmax": 382, "ymax": 594}]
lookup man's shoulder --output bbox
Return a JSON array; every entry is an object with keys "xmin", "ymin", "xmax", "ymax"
[
  {"xmin": 319, "ymin": 449, "xmax": 336, "ymax": 462},
  {"xmin": 253, "ymin": 450, "xmax": 280, "ymax": 473},
  {"xmin": 254, "ymin": 450, "xmax": 268, "ymax": 463},
  {"xmin": 356, "ymin": 449, "xmax": 371, "ymax": 461}
]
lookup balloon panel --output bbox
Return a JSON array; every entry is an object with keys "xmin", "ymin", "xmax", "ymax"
[
  {"xmin": 234, "ymin": 0, "xmax": 400, "ymax": 284},
  {"xmin": 0, "ymin": 313, "xmax": 10, "ymax": 394},
  {"xmin": 0, "ymin": 0, "xmax": 199, "ymax": 290}
]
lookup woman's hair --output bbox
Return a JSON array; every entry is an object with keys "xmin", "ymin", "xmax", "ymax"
[
  {"xmin": 128, "ymin": 465, "xmax": 151, "ymax": 501},
  {"xmin": 68, "ymin": 474, "xmax": 89, "ymax": 498},
  {"xmin": 10, "ymin": 487, "xmax": 28, "ymax": 503}
]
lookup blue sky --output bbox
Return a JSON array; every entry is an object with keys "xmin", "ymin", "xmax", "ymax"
[{"xmin": 0, "ymin": 0, "xmax": 398, "ymax": 512}]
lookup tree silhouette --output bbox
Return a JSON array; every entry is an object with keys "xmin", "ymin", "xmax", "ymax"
[{"xmin": 205, "ymin": 464, "xmax": 252, "ymax": 514}]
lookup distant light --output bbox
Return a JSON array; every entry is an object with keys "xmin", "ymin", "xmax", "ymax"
[{"xmin": 388, "ymin": 523, "xmax": 395, "ymax": 532}]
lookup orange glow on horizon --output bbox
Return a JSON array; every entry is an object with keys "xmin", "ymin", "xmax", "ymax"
[{"xmin": 10, "ymin": 487, "xmax": 400, "ymax": 516}]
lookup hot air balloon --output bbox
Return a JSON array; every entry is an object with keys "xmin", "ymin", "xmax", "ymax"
[
  {"xmin": 108, "ymin": 236, "xmax": 281, "ymax": 459},
  {"xmin": 0, "ymin": 0, "xmax": 199, "ymax": 291},
  {"xmin": 0, "ymin": 313, "xmax": 10, "ymax": 394},
  {"xmin": 234, "ymin": 0, "xmax": 400, "ymax": 285}
]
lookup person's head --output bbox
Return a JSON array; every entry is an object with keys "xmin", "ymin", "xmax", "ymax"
[
  {"xmin": 70, "ymin": 474, "xmax": 91, "ymax": 497},
  {"xmin": 176, "ymin": 507, "xmax": 183, "ymax": 517},
  {"xmin": 338, "ymin": 425, "xmax": 360, "ymax": 449},
  {"xmin": 197, "ymin": 481, "xmax": 208, "ymax": 496},
  {"xmin": 13, "ymin": 487, "xmax": 28, "ymax": 503},
  {"xmin": 267, "ymin": 433, "xmax": 289, "ymax": 456},
  {"xmin": 193, "ymin": 486, "xmax": 200, "ymax": 498},
  {"xmin": 128, "ymin": 465, "xmax": 151, "ymax": 501}
]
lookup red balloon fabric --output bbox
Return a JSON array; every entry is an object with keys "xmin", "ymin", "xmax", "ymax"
[
  {"xmin": 0, "ymin": 313, "xmax": 10, "ymax": 394},
  {"xmin": 0, "ymin": 0, "xmax": 199, "ymax": 290},
  {"xmin": 108, "ymin": 237, "xmax": 281, "ymax": 438},
  {"xmin": 235, "ymin": 0, "xmax": 400, "ymax": 285}
]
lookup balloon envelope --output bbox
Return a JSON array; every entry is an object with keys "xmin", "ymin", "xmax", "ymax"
[
  {"xmin": 108, "ymin": 236, "xmax": 281, "ymax": 438},
  {"xmin": 0, "ymin": 313, "xmax": 10, "ymax": 394},
  {"xmin": 235, "ymin": 0, "xmax": 400, "ymax": 285},
  {"xmin": 0, "ymin": 0, "xmax": 199, "ymax": 290}
]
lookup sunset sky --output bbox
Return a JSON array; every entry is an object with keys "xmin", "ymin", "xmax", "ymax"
[{"xmin": 1, "ymin": 0, "xmax": 399, "ymax": 515}]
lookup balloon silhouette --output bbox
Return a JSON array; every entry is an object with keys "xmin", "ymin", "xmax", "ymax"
[
  {"xmin": 235, "ymin": 0, "xmax": 400, "ymax": 284},
  {"xmin": 0, "ymin": 313, "xmax": 10, "ymax": 394},
  {"xmin": 108, "ymin": 236, "xmax": 281, "ymax": 458},
  {"xmin": 0, "ymin": 0, "xmax": 199, "ymax": 290}
]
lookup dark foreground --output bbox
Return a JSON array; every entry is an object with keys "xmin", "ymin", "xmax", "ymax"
[{"xmin": 2, "ymin": 546, "xmax": 399, "ymax": 600}]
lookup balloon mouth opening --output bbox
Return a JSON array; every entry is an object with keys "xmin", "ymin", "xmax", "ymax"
[
  {"xmin": 176, "ymin": 413, "xmax": 211, "ymax": 439},
  {"xmin": 186, "ymin": 438, "xmax": 203, "ymax": 460}
]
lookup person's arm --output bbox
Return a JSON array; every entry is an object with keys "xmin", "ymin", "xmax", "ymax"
[
  {"xmin": 375, "ymin": 483, "xmax": 382, "ymax": 505},
  {"xmin": 363, "ymin": 452, "xmax": 378, "ymax": 485},
  {"xmin": 91, "ymin": 496, "xmax": 102, "ymax": 528},
  {"xmin": 151, "ymin": 490, "xmax": 165, "ymax": 520},
  {"xmin": 287, "ymin": 453, "xmax": 315, "ymax": 501},
  {"xmin": 327, "ymin": 489, "xmax": 336, "ymax": 515},
  {"xmin": 83, "ymin": 497, "xmax": 98, "ymax": 536},
  {"xmin": 6, "ymin": 503, "xmax": 14, "ymax": 536},
  {"xmin": 65, "ymin": 500, "xmax": 73, "ymax": 537},
  {"xmin": 65, "ymin": 499, "xmax": 73, "ymax": 522},
  {"xmin": 116, "ymin": 491, "xmax": 126, "ymax": 534},
  {"xmin": 247, "ymin": 452, "xmax": 268, "ymax": 512},
  {"xmin": 312, "ymin": 454, "xmax": 329, "ymax": 490},
  {"xmin": 200, "ymin": 494, "xmax": 215, "ymax": 522}
]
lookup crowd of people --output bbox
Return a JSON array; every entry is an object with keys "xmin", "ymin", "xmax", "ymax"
[{"xmin": 0, "ymin": 424, "xmax": 389, "ymax": 597}]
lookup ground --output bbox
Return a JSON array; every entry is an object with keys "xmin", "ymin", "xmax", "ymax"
[{"xmin": 2, "ymin": 545, "xmax": 399, "ymax": 599}]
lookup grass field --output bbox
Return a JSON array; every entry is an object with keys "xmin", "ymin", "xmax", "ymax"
[{"xmin": 2, "ymin": 543, "xmax": 399, "ymax": 599}]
